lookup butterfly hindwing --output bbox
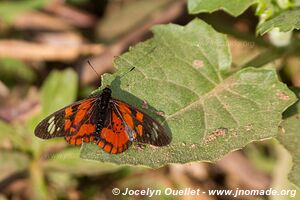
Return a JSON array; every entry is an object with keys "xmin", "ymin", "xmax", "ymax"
[
  {"xmin": 96, "ymin": 106, "xmax": 132, "ymax": 154},
  {"xmin": 34, "ymin": 97, "xmax": 98, "ymax": 145},
  {"xmin": 111, "ymin": 99, "xmax": 171, "ymax": 147}
]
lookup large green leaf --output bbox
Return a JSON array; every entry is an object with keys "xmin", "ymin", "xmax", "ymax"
[
  {"xmin": 81, "ymin": 19, "xmax": 296, "ymax": 167},
  {"xmin": 188, "ymin": 0, "xmax": 256, "ymax": 16},
  {"xmin": 278, "ymin": 88, "xmax": 300, "ymax": 188},
  {"xmin": 257, "ymin": 8, "xmax": 300, "ymax": 35}
]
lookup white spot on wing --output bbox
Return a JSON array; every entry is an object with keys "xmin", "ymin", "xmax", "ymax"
[
  {"xmin": 48, "ymin": 121, "xmax": 56, "ymax": 135},
  {"xmin": 47, "ymin": 117, "xmax": 57, "ymax": 135},
  {"xmin": 48, "ymin": 116, "xmax": 55, "ymax": 124},
  {"xmin": 152, "ymin": 122, "xmax": 159, "ymax": 130},
  {"xmin": 151, "ymin": 127, "xmax": 158, "ymax": 140},
  {"xmin": 49, "ymin": 125, "xmax": 55, "ymax": 134}
]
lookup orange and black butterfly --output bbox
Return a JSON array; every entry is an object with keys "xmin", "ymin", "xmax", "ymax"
[{"xmin": 34, "ymin": 87, "xmax": 171, "ymax": 154}]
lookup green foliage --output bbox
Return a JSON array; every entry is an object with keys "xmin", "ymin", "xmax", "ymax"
[
  {"xmin": 279, "ymin": 88, "xmax": 300, "ymax": 188},
  {"xmin": 40, "ymin": 69, "xmax": 78, "ymax": 118},
  {"xmin": 187, "ymin": 0, "xmax": 300, "ymax": 35},
  {"xmin": 257, "ymin": 8, "xmax": 300, "ymax": 35},
  {"xmin": 0, "ymin": 58, "xmax": 36, "ymax": 86},
  {"xmin": 254, "ymin": 0, "xmax": 300, "ymax": 35},
  {"xmin": 188, "ymin": 0, "xmax": 256, "ymax": 16},
  {"xmin": 81, "ymin": 19, "xmax": 296, "ymax": 167},
  {"xmin": 255, "ymin": 0, "xmax": 293, "ymax": 21}
]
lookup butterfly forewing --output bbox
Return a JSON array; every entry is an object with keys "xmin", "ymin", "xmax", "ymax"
[{"xmin": 34, "ymin": 97, "xmax": 98, "ymax": 145}]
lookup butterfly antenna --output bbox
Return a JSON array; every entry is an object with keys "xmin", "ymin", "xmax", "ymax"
[
  {"xmin": 87, "ymin": 60, "xmax": 101, "ymax": 80},
  {"xmin": 115, "ymin": 46, "xmax": 155, "ymax": 79},
  {"xmin": 120, "ymin": 67, "xmax": 135, "ymax": 79}
]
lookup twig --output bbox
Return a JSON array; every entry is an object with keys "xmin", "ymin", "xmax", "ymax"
[
  {"xmin": 0, "ymin": 39, "xmax": 104, "ymax": 61},
  {"xmin": 14, "ymin": 11, "xmax": 73, "ymax": 31}
]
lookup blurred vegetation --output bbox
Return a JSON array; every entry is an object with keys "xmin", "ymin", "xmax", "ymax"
[
  {"xmin": 0, "ymin": 0, "xmax": 50, "ymax": 23},
  {"xmin": 0, "ymin": 0, "xmax": 299, "ymax": 200}
]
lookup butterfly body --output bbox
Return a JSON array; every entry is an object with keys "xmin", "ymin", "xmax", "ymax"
[
  {"xmin": 35, "ymin": 87, "xmax": 170, "ymax": 154},
  {"xmin": 94, "ymin": 87, "xmax": 112, "ymax": 137}
]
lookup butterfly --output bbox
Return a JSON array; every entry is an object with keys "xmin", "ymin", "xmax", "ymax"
[{"xmin": 34, "ymin": 87, "xmax": 171, "ymax": 154}]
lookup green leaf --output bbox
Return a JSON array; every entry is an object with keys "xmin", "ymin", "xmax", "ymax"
[
  {"xmin": 257, "ymin": 8, "xmax": 300, "ymax": 35},
  {"xmin": 278, "ymin": 88, "xmax": 300, "ymax": 188},
  {"xmin": 40, "ymin": 69, "xmax": 78, "ymax": 118},
  {"xmin": 81, "ymin": 19, "xmax": 296, "ymax": 167},
  {"xmin": 188, "ymin": 0, "xmax": 256, "ymax": 16},
  {"xmin": 0, "ymin": 58, "xmax": 36, "ymax": 86}
]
